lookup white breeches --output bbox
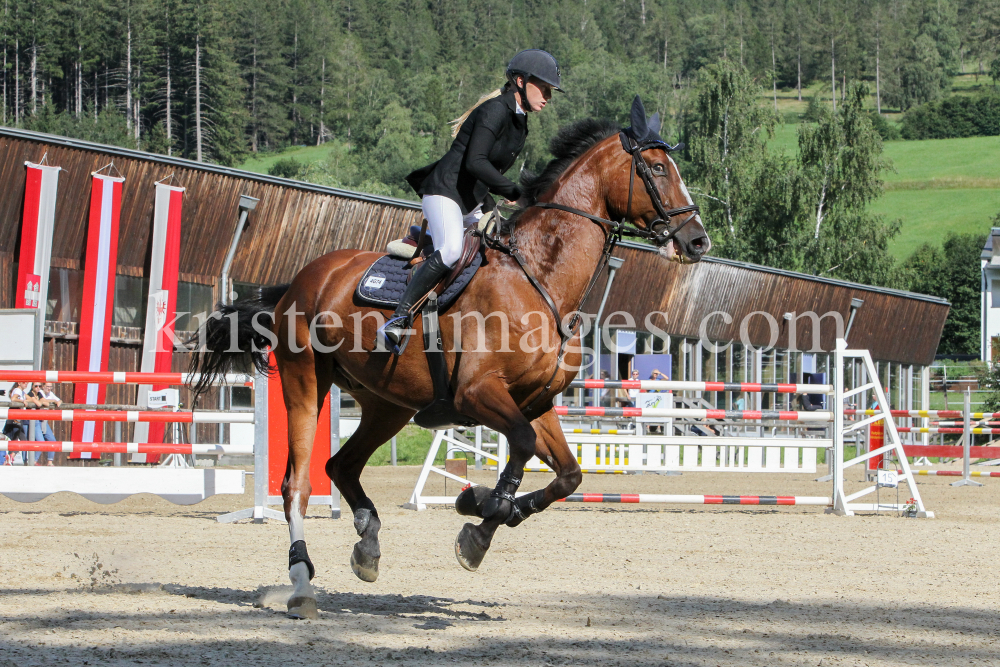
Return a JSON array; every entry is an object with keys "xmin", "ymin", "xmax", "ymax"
[{"xmin": 422, "ymin": 195, "xmax": 482, "ymax": 267}]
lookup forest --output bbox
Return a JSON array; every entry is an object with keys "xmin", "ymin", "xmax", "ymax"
[
  {"xmin": 2, "ymin": 0, "xmax": 998, "ymax": 353},
  {"xmin": 3, "ymin": 0, "xmax": 997, "ymax": 172}
]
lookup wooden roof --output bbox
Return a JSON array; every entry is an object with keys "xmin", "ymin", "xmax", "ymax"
[
  {"xmin": 0, "ymin": 127, "xmax": 421, "ymax": 287},
  {"xmin": 588, "ymin": 242, "xmax": 949, "ymax": 366}
]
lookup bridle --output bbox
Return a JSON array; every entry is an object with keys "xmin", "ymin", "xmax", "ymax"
[
  {"xmin": 481, "ymin": 127, "xmax": 701, "ymax": 414},
  {"xmin": 527, "ymin": 129, "xmax": 699, "ymax": 247}
]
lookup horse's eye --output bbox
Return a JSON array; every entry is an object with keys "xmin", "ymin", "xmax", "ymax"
[{"xmin": 652, "ymin": 163, "xmax": 665, "ymax": 174}]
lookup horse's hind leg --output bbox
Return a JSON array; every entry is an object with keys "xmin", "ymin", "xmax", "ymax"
[
  {"xmin": 278, "ymin": 353, "xmax": 330, "ymax": 620},
  {"xmin": 325, "ymin": 391, "xmax": 414, "ymax": 583}
]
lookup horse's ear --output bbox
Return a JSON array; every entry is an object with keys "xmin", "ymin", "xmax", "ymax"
[
  {"xmin": 630, "ymin": 95, "xmax": 648, "ymax": 142},
  {"xmin": 647, "ymin": 112, "xmax": 661, "ymax": 135}
]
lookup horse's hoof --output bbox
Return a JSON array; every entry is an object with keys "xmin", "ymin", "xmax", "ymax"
[
  {"xmin": 455, "ymin": 485, "xmax": 491, "ymax": 518},
  {"xmin": 350, "ymin": 543, "xmax": 380, "ymax": 582},
  {"xmin": 454, "ymin": 523, "xmax": 489, "ymax": 572},
  {"xmin": 287, "ymin": 596, "xmax": 318, "ymax": 620}
]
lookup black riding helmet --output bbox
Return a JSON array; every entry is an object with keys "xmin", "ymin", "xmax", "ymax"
[{"xmin": 506, "ymin": 49, "xmax": 563, "ymax": 110}]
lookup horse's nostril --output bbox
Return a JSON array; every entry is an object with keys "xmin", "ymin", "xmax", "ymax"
[{"xmin": 690, "ymin": 237, "xmax": 709, "ymax": 255}]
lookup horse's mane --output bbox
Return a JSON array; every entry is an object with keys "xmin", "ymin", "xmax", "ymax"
[{"xmin": 518, "ymin": 118, "xmax": 621, "ymax": 205}]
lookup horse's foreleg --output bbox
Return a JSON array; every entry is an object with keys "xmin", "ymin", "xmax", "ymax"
[
  {"xmin": 325, "ymin": 391, "xmax": 414, "ymax": 583},
  {"xmin": 452, "ymin": 383, "xmax": 539, "ymax": 572},
  {"xmin": 456, "ymin": 409, "xmax": 581, "ymax": 527},
  {"xmin": 506, "ymin": 409, "xmax": 581, "ymax": 526}
]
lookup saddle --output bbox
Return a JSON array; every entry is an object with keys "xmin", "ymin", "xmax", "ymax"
[
  {"xmin": 354, "ymin": 215, "xmax": 492, "ymax": 430},
  {"xmin": 354, "ymin": 218, "xmax": 487, "ymax": 312}
]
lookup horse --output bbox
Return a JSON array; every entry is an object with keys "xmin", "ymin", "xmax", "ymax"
[{"xmin": 191, "ymin": 96, "xmax": 711, "ymax": 619}]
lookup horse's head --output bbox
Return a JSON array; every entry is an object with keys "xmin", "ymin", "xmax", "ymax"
[{"xmin": 607, "ymin": 96, "xmax": 711, "ymax": 263}]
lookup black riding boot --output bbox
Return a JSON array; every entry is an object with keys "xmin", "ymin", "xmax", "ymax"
[{"xmin": 381, "ymin": 250, "xmax": 451, "ymax": 350}]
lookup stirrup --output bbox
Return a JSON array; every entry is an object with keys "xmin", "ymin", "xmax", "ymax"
[{"xmin": 377, "ymin": 315, "xmax": 412, "ymax": 355}]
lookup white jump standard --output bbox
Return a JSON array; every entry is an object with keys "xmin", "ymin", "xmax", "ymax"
[{"xmin": 408, "ymin": 338, "xmax": 934, "ymax": 518}]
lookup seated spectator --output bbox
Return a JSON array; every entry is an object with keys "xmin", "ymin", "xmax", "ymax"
[{"xmin": 7, "ymin": 381, "xmax": 40, "ymax": 465}]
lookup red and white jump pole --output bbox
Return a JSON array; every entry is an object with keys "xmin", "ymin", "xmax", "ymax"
[
  {"xmin": 558, "ymin": 493, "xmax": 831, "ymax": 506},
  {"xmin": 1, "ymin": 442, "xmax": 253, "ymax": 456},
  {"xmin": 0, "ymin": 408, "xmax": 253, "ymax": 424}
]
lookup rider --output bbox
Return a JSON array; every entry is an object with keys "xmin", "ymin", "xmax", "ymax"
[{"xmin": 380, "ymin": 49, "xmax": 562, "ymax": 350}]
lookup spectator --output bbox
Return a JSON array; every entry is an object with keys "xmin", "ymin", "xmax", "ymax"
[
  {"xmin": 599, "ymin": 370, "xmax": 612, "ymax": 407},
  {"xmin": 7, "ymin": 381, "xmax": 40, "ymax": 465},
  {"xmin": 627, "ymin": 369, "xmax": 641, "ymax": 405},
  {"xmin": 648, "ymin": 369, "xmax": 666, "ymax": 393},
  {"xmin": 30, "ymin": 382, "xmax": 59, "ymax": 465},
  {"xmin": 734, "ymin": 391, "xmax": 746, "ymax": 411}
]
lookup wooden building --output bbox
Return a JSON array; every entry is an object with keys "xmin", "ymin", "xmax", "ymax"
[{"xmin": 0, "ymin": 127, "xmax": 949, "ymax": 435}]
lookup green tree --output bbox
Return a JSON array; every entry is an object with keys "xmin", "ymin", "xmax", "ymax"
[
  {"xmin": 680, "ymin": 61, "xmax": 797, "ymax": 267},
  {"xmin": 903, "ymin": 233, "xmax": 986, "ymax": 355},
  {"xmin": 797, "ymin": 83, "xmax": 899, "ymax": 285}
]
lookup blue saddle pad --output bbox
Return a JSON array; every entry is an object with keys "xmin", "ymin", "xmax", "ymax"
[{"xmin": 354, "ymin": 250, "xmax": 483, "ymax": 310}]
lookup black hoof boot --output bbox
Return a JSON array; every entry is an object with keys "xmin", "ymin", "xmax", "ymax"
[
  {"xmin": 350, "ymin": 508, "xmax": 381, "ymax": 582},
  {"xmin": 505, "ymin": 489, "xmax": 546, "ymax": 528},
  {"xmin": 455, "ymin": 485, "xmax": 492, "ymax": 518},
  {"xmin": 454, "ymin": 522, "xmax": 492, "ymax": 572}
]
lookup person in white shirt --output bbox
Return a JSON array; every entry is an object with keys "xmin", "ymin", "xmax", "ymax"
[{"xmin": 627, "ymin": 369, "xmax": 641, "ymax": 406}]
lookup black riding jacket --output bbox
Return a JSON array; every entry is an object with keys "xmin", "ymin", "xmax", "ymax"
[{"xmin": 406, "ymin": 88, "xmax": 527, "ymax": 214}]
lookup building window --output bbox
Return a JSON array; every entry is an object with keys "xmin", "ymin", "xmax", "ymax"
[
  {"xmin": 113, "ymin": 275, "xmax": 148, "ymax": 328},
  {"xmin": 232, "ymin": 282, "xmax": 261, "ymax": 302},
  {"xmin": 175, "ymin": 282, "xmax": 216, "ymax": 332},
  {"xmin": 45, "ymin": 268, "xmax": 84, "ymax": 323}
]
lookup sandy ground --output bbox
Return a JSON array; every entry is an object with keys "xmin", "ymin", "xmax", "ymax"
[{"xmin": 1, "ymin": 463, "xmax": 998, "ymax": 667}]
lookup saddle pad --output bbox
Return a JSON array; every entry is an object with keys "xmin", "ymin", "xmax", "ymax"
[{"xmin": 355, "ymin": 250, "xmax": 483, "ymax": 310}]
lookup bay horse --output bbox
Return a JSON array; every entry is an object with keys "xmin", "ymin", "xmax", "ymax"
[{"xmin": 192, "ymin": 97, "xmax": 710, "ymax": 619}]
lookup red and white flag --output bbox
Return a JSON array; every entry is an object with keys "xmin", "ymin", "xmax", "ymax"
[
  {"xmin": 133, "ymin": 183, "xmax": 184, "ymax": 460},
  {"xmin": 72, "ymin": 173, "xmax": 125, "ymax": 453},
  {"xmin": 15, "ymin": 162, "xmax": 61, "ymax": 313}
]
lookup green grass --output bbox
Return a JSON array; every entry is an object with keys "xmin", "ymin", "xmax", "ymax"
[
  {"xmin": 347, "ymin": 424, "xmax": 502, "ymax": 467},
  {"xmin": 240, "ymin": 143, "xmax": 341, "ymax": 176},
  {"xmin": 873, "ymin": 189, "xmax": 1000, "ymax": 260},
  {"xmin": 768, "ymin": 123, "xmax": 1000, "ymax": 261},
  {"xmin": 882, "ymin": 135, "xmax": 1000, "ymax": 184}
]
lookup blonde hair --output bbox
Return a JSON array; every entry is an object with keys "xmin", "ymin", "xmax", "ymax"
[{"xmin": 449, "ymin": 88, "xmax": 504, "ymax": 138}]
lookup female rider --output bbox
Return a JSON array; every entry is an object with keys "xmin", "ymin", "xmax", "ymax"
[{"xmin": 380, "ymin": 49, "xmax": 562, "ymax": 350}]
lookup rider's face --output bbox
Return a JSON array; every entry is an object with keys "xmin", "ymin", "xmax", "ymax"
[{"xmin": 519, "ymin": 77, "xmax": 552, "ymax": 112}]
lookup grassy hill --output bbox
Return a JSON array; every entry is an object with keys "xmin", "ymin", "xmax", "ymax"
[
  {"xmin": 240, "ymin": 143, "xmax": 342, "ymax": 176},
  {"xmin": 769, "ymin": 122, "xmax": 1000, "ymax": 260}
]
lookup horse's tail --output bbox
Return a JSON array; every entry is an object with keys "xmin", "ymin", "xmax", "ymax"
[{"xmin": 188, "ymin": 284, "xmax": 291, "ymax": 399}]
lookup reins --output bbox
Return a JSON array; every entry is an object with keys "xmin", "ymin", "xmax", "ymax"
[{"xmin": 479, "ymin": 129, "xmax": 700, "ymax": 414}]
